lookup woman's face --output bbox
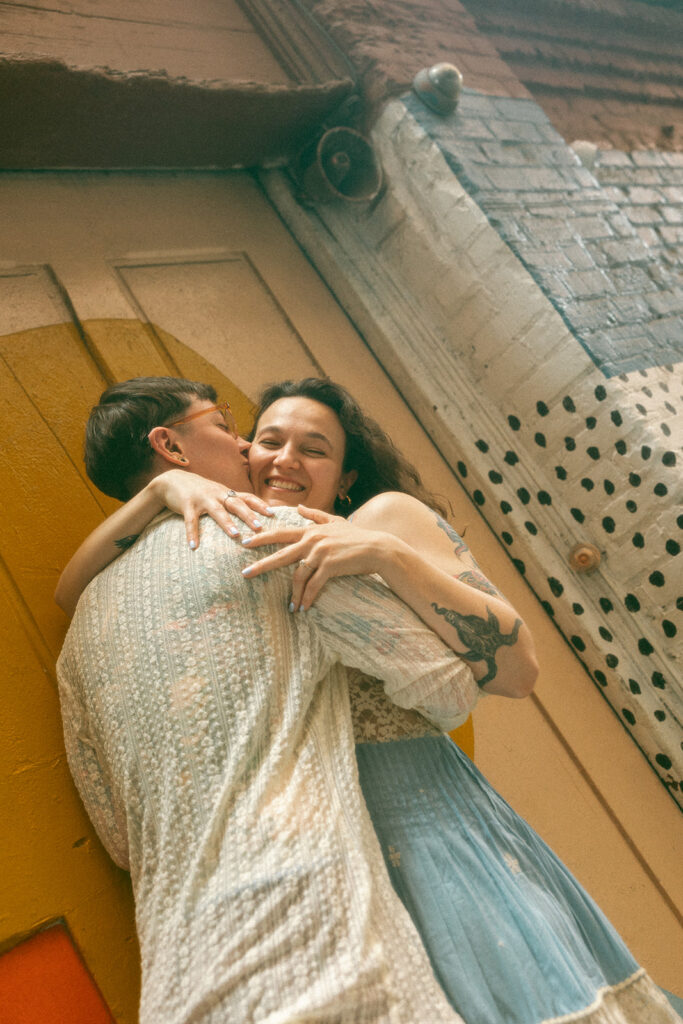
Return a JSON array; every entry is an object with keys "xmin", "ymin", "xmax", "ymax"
[{"xmin": 248, "ymin": 397, "xmax": 357, "ymax": 513}]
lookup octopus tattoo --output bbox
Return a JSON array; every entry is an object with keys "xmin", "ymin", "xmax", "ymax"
[{"xmin": 431, "ymin": 603, "xmax": 522, "ymax": 686}]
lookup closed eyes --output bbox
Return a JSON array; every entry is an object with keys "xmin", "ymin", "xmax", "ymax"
[{"xmin": 256, "ymin": 438, "xmax": 326, "ymax": 457}]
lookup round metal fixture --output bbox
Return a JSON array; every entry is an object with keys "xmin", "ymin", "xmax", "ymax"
[{"xmin": 413, "ymin": 63, "xmax": 463, "ymax": 115}]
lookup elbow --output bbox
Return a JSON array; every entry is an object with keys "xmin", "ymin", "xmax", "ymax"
[
  {"xmin": 510, "ymin": 632, "xmax": 539, "ymax": 699},
  {"xmin": 483, "ymin": 627, "xmax": 538, "ymax": 699},
  {"xmin": 511, "ymin": 655, "xmax": 538, "ymax": 698},
  {"xmin": 54, "ymin": 579, "xmax": 74, "ymax": 618}
]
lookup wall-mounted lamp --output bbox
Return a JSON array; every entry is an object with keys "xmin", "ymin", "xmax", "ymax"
[{"xmin": 413, "ymin": 63, "xmax": 463, "ymax": 115}]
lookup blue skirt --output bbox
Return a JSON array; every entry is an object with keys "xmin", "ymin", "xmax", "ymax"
[{"xmin": 356, "ymin": 735, "xmax": 677, "ymax": 1024}]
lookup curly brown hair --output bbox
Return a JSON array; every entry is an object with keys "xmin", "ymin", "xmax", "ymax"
[{"xmin": 252, "ymin": 378, "xmax": 449, "ymax": 517}]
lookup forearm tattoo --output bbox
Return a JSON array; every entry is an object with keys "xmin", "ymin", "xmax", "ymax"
[
  {"xmin": 436, "ymin": 515, "xmax": 505, "ymax": 600},
  {"xmin": 431, "ymin": 602, "xmax": 522, "ymax": 687},
  {"xmin": 435, "ymin": 515, "xmax": 469, "ymax": 558},
  {"xmin": 114, "ymin": 534, "xmax": 140, "ymax": 551},
  {"xmin": 456, "ymin": 569, "xmax": 500, "ymax": 597}
]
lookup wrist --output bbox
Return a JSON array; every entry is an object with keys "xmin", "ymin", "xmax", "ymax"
[{"xmin": 145, "ymin": 475, "xmax": 170, "ymax": 515}]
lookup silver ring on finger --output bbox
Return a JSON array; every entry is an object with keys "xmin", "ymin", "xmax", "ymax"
[
  {"xmin": 223, "ymin": 489, "xmax": 237, "ymax": 505},
  {"xmin": 299, "ymin": 559, "xmax": 314, "ymax": 573}
]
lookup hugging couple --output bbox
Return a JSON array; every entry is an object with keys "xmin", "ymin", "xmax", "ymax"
[{"xmin": 56, "ymin": 375, "xmax": 679, "ymax": 1024}]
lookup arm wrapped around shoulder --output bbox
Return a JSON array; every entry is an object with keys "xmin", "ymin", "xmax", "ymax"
[{"xmin": 310, "ymin": 572, "xmax": 480, "ymax": 732}]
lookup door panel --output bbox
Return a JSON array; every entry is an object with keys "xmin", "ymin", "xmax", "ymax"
[{"xmin": 116, "ymin": 256, "xmax": 323, "ymax": 393}]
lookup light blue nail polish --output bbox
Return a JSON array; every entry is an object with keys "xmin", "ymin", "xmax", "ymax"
[
  {"xmin": 252, "ymin": 520, "xmax": 261, "ymax": 528},
  {"xmin": 242, "ymin": 537, "xmax": 252, "ymax": 546},
  {"xmin": 299, "ymin": 605, "xmax": 306, "ymax": 612},
  {"xmin": 241, "ymin": 566, "xmax": 252, "ymax": 576},
  {"xmin": 189, "ymin": 540, "xmax": 197, "ymax": 550},
  {"xmin": 265, "ymin": 507, "xmax": 276, "ymax": 513},
  {"xmin": 289, "ymin": 601, "xmax": 295, "ymax": 613}
]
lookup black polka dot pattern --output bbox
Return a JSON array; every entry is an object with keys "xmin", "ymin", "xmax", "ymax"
[{"xmin": 452, "ymin": 362, "xmax": 680, "ymax": 800}]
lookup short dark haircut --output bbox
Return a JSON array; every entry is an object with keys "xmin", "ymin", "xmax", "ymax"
[
  {"xmin": 252, "ymin": 378, "xmax": 448, "ymax": 517},
  {"xmin": 84, "ymin": 376, "xmax": 216, "ymax": 500}
]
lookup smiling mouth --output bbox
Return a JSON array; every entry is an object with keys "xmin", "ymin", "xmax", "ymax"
[{"xmin": 265, "ymin": 477, "xmax": 305, "ymax": 493}]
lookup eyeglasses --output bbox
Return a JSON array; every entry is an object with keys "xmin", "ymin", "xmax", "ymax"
[{"xmin": 167, "ymin": 401, "xmax": 239, "ymax": 439}]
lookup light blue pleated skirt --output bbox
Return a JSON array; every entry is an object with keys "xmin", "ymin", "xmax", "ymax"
[{"xmin": 356, "ymin": 735, "xmax": 678, "ymax": 1024}]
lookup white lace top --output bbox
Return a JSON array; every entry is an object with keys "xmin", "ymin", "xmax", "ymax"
[
  {"xmin": 349, "ymin": 670, "xmax": 443, "ymax": 743},
  {"xmin": 57, "ymin": 509, "xmax": 478, "ymax": 1024}
]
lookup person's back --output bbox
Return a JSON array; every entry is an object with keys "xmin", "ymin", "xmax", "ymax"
[{"xmin": 58, "ymin": 508, "xmax": 476, "ymax": 1024}]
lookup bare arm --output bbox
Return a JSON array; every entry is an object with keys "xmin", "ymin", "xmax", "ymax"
[
  {"xmin": 239, "ymin": 508, "xmax": 480, "ymax": 731},
  {"xmin": 55, "ymin": 470, "xmax": 271, "ymax": 617},
  {"xmin": 242, "ymin": 492, "xmax": 538, "ymax": 699}
]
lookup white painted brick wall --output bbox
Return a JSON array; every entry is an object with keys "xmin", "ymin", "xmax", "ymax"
[{"xmin": 261, "ymin": 98, "xmax": 682, "ymax": 804}]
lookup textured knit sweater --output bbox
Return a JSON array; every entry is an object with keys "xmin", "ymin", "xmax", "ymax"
[{"xmin": 57, "ymin": 508, "xmax": 479, "ymax": 1024}]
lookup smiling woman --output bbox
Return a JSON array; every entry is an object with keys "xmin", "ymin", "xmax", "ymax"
[{"xmin": 248, "ymin": 396, "xmax": 357, "ymax": 512}]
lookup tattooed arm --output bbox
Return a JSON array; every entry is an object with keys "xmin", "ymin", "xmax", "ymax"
[
  {"xmin": 55, "ymin": 470, "xmax": 270, "ymax": 617},
  {"xmin": 354, "ymin": 493, "xmax": 537, "ymax": 698},
  {"xmin": 242, "ymin": 491, "xmax": 537, "ymax": 699},
  {"xmin": 54, "ymin": 480, "xmax": 168, "ymax": 616},
  {"xmin": 343, "ymin": 494, "xmax": 537, "ymax": 697}
]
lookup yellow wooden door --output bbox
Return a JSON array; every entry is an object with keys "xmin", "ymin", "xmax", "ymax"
[
  {"xmin": 0, "ymin": 172, "xmax": 475, "ymax": 1021},
  {"xmin": 0, "ymin": 172, "xmax": 679, "ymax": 1020}
]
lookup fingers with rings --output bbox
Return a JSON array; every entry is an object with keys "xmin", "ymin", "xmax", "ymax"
[
  {"xmin": 221, "ymin": 488, "xmax": 264, "ymax": 531},
  {"xmin": 220, "ymin": 491, "xmax": 241, "ymax": 537},
  {"xmin": 291, "ymin": 557, "xmax": 320, "ymax": 612}
]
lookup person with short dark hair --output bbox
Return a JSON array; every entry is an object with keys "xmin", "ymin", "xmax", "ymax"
[
  {"xmin": 57, "ymin": 376, "xmax": 479, "ymax": 1024},
  {"xmin": 84, "ymin": 376, "xmax": 240, "ymax": 501}
]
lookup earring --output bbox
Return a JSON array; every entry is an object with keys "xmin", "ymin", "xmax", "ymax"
[
  {"xmin": 176, "ymin": 456, "xmax": 188, "ymax": 464},
  {"xmin": 337, "ymin": 493, "xmax": 352, "ymax": 508}
]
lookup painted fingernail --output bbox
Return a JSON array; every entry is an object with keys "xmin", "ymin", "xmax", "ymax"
[
  {"xmin": 229, "ymin": 528, "xmax": 239, "ymax": 537},
  {"xmin": 252, "ymin": 520, "xmax": 261, "ymax": 529},
  {"xmin": 298, "ymin": 605, "xmax": 307, "ymax": 612},
  {"xmin": 242, "ymin": 537, "xmax": 253, "ymax": 546},
  {"xmin": 265, "ymin": 507, "xmax": 276, "ymax": 513},
  {"xmin": 189, "ymin": 540, "xmax": 197, "ymax": 550},
  {"xmin": 289, "ymin": 601, "xmax": 295, "ymax": 613},
  {"xmin": 241, "ymin": 566, "xmax": 253, "ymax": 576}
]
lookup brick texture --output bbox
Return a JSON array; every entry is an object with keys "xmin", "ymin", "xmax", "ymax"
[
  {"xmin": 406, "ymin": 90, "xmax": 683, "ymax": 376},
  {"xmin": 300, "ymin": 0, "xmax": 530, "ymax": 118},
  {"xmin": 457, "ymin": 0, "xmax": 683, "ymax": 152}
]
